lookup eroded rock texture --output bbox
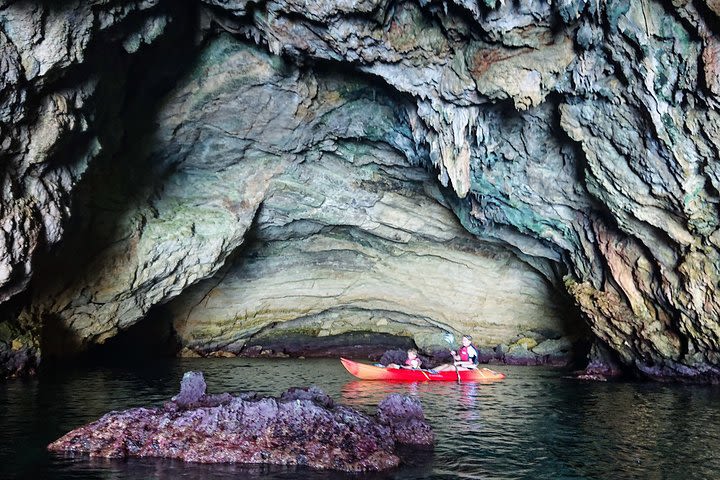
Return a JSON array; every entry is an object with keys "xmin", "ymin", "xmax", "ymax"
[
  {"xmin": 162, "ymin": 38, "xmax": 570, "ymax": 356},
  {"xmin": 48, "ymin": 371, "xmax": 434, "ymax": 472},
  {"xmin": 0, "ymin": 0, "xmax": 192, "ymax": 375},
  {"xmin": 20, "ymin": 35, "xmax": 572, "ymax": 362},
  {"xmin": 3, "ymin": 0, "xmax": 720, "ymax": 381}
]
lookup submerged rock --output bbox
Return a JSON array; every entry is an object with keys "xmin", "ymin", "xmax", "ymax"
[
  {"xmin": 47, "ymin": 371, "xmax": 434, "ymax": 472},
  {"xmin": 570, "ymin": 341, "xmax": 626, "ymax": 382}
]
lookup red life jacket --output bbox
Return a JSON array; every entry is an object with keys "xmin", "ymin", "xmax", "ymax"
[{"xmin": 458, "ymin": 345, "xmax": 478, "ymax": 364}]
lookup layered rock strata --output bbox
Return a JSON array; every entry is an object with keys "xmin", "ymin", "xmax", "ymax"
[
  {"xmin": 1, "ymin": 1, "xmax": 720, "ymax": 381},
  {"xmin": 24, "ymin": 36, "xmax": 573, "ymax": 361},
  {"xmin": 166, "ymin": 39, "xmax": 571, "ymax": 355},
  {"xmin": 48, "ymin": 371, "xmax": 434, "ymax": 472}
]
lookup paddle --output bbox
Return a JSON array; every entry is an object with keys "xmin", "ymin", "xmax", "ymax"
[{"xmin": 443, "ymin": 332, "xmax": 462, "ymax": 385}]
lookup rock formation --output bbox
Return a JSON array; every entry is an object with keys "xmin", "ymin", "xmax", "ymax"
[
  {"xmin": 2, "ymin": 1, "xmax": 720, "ymax": 381},
  {"xmin": 48, "ymin": 371, "xmax": 434, "ymax": 472}
]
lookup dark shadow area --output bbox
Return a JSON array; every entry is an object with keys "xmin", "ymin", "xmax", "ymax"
[
  {"xmin": 34, "ymin": 0, "xmax": 198, "ymax": 283},
  {"xmin": 40, "ymin": 314, "xmax": 85, "ymax": 361},
  {"xmin": 241, "ymin": 331, "xmax": 417, "ymax": 361},
  {"xmin": 30, "ymin": 0, "xmax": 201, "ymax": 361},
  {"xmin": 83, "ymin": 306, "xmax": 180, "ymax": 364}
]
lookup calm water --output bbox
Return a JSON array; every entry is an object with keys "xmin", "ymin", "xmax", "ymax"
[{"xmin": 2, "ymin": 358, "xmax": 720, "ymax": 479}]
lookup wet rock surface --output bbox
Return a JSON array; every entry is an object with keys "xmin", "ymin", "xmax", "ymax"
[
  {"xmin": 570, "ymin": 342, "xmax": 626, "ymax": 382},
  {"xmin": 48, "ymin": 371, "xmax": 434, "ymax": 472}
]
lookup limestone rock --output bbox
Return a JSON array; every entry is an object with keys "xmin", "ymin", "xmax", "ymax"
[
  {"xmin": 505, "ymin": 343, "xmax": 539, "ymax": 366},
  {"xmin": 48, "ymin": 372, "xmax": 434, "ymax": 472},
  {"xmin": 0, "ymin": 0, "xmax": 192, "ymax": 374},
  {"xmin": 25, "ymin": 37, "xmax": 571, "ymax": 361},
  {"xmin": 532, "ymin": 337, "xmax": 573, "ymax": 357},
  {"xmin": 3, "ymin": 0, "xmax": 720, "ymax": 382},
  {"xmin": 172, "ymin": 371, "xmax": 207, "ymax": 406}
]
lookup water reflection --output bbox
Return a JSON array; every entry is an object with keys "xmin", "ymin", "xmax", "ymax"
[
  {"xmin": 341, "ymin": 380, "xmax": 486, "ymax": 424},
  {"xmin": 51, "ymin": 456, "xmax": 372, "ymax": 480},
  {"xmin": 341, "ymin": 380, "xmax": 419, "ymax": 409}
]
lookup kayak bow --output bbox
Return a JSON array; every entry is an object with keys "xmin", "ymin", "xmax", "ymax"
[{"xmin": 340, "ymin": 358, "xmax": 505, "ymax": 382}]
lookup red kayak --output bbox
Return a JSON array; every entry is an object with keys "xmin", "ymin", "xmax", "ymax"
[{"xmin": 340, "ymin": 358, "xmax": 505, "ymax": 382}]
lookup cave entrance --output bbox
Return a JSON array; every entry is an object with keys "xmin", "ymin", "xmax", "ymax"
[{"xmin": 30, "ymin": 21, "xmax": 588, "ymax": 369}]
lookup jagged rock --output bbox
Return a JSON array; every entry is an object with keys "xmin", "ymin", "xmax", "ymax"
[
  {"xmin": 1, "ymin": 0, "xmax": 720, "ymax": 382},
  {"xmin": 376, "ymin": 394, "xmax": 434, "ymax": 446},
  {"xmin": 23, "ymin": 36, "xmax": 571, "ymax": 360},
  {"xmin": 532, "ymin": 337, "xmax": 574, "ymax": 365},
  {"xmin": 0, "ymin": 0, "xmax": 195, "ymax": 375},
  {"xmin": 573, "ymin": 341, "xmax": 625, "ymax": 382},
  {"xmin": 172, "ymin": 371, "xmax": 207, "ymax": 406},
  {"xmin": 47, "ymin": 372, "xmax": 433, "ymax": 472}
]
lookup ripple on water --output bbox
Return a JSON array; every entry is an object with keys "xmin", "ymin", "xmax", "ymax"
[{"xmin": 3, "ymin": 358, "xmax": 720, "ymax": 479}]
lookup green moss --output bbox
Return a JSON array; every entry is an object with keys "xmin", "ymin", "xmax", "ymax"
[
  {"xmin": 465, "ymin": 174, "xmax": 574, "ymax": 245},
  {"xmin": 253, "ymin": 325, "xmax": 323, "ymax": 340},
  {"xmin": 511, "ymin": 337, "xmax": 538, "ymax": 350},
  {"xmin": 0, "ymin": 322, "xmax": 14, "ymax": 343}
]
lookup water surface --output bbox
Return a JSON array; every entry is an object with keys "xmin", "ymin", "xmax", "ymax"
[{"xmin": 2, "ymin": 358, "xmax": 719, "ymax": 479}]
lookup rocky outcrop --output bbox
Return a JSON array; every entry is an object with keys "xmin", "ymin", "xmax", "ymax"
[
  {"xmin": 48, "ymin": 371, "xmax": 434, "ymax": 472},
  {"xmin": 3, "ymin": 0, "xmax": 720, "ymax": 381}
]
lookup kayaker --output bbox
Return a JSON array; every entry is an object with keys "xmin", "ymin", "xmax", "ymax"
[
  {"xmin": 404, "ymin": 349, "xmax": 422, "ymax": 369},
  {"xmin": 451, "ymin": 335, "xmax": 479, "ymax": 368},
  {"xmin": 387, "ymin": 349, "xmax": 423, "ymax": 369},
  {"xmin": 436, "ymin": 335, "xmax": 478, "ymax": 371}
]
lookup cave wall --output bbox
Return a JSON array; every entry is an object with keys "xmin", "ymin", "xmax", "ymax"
[
  {"xmin": 24, "ymin": 35, "xmax": 574, "ymax": 363},
  {"xmin": 163, "ymin": 38, "xmax": 572, "ymax": 357},
  {"xmin": 2, "ymin": 0, "xmax": 720, "ymax": 380},
  {"xmin": 0, "ymin": 0, "xmax": 195, "ymax": 374}
]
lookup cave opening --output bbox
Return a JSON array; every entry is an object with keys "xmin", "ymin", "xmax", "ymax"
[{"xmin": 20, "ymin": 6, "xmax": 591, "ymax": 372}]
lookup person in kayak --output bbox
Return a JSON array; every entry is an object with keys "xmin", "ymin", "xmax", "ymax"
[
  {"xmin": 387, "ymin": 349, "xmax": 423, "ymax": 369},
  {"xmin": 452, "ymin": 335, "xmax": 479, "ymax": 368},
  {"xmin": 404, "ymin": 349, "xmax": 422, "ymax": 369},
  {"xmin": 436, "ymin": 335, "xmax": 478, "ymax": 370}
]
